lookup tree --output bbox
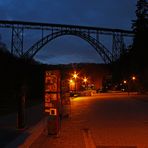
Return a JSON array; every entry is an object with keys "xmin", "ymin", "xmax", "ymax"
[
  {"xmin": 130, "ymin": 0, "xmax": 148, "ymax": 89},
  {"xmin": 131, "ymin": 0, "xmax": 148, "ymax": 69}
]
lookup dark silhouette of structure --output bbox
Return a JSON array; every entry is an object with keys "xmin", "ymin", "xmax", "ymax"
[{"xmin": 0, "ymin": 20, "xmax": 134, "ymax": 64}]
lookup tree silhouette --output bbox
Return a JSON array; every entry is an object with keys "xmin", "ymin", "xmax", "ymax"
[
  {"xmin": 131, "ymin": 0, "xmax": 148, "ymax": 88},
  {"xmin": 112, "ymin": 0, "xmax": 148, "ymax": 90}
]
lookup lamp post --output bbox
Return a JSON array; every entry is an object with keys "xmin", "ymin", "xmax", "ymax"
[
  {"xmin": 73, "ymin": 71, "xmax": 78, "ymax": 93},
  {"xmin": 123, "ymin": 80, "xmax": 129, "ymax": 95},
  {"xmin": 132, "ymin": 76, "xmax": 136, "ymax": 81},
  {"xmin": 69, "ymin": 79, "xmax": 74, "ymax": 91},
  {"xmin": 83, "ymin": 77, "xmax": 88, "ymax": 90},
  {"xmin": 124, "ymin": 75, "xmax": 137, "ymax": 96},
  {"xmin": 123, "ymin": 80, "xmax": 127, "ymax": 84},
  {"xmin": 131, "ymin": 76, "xmax": 137, "ymax": 92}
]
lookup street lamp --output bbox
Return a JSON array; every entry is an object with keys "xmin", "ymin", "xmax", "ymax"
[
  {"xmin": 131, "ymin": 76, "xmax": 137, "ymax": 92},
  {"xmin": 123, "ymin": 80, "xmax": 128, "ymax": 93},
  {"xmin": 73, "ymin": 71, "xmax": 78, "ymax": 93},
  {"xmin": 132, "ymin": 76, "xmax": 136, "ymax": 81},
  {"xmin": 83, "ymin": 77, "xmax": 88, "ymax": 90},
  {"xmin": 73, "ymin": 71, "xmax": 78, "ymax": 79},
  {"xmin": 69, "ymin": 79, "xmax": 75, "ymax": 91},
  {"xmin": 123, "ymin": 80, "xmax": 127, "ymax": 84}
]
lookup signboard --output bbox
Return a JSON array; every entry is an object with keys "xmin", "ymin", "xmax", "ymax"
[{"xmin": 44, "ymin": 70, "xmax": 61, "ymax": 135}]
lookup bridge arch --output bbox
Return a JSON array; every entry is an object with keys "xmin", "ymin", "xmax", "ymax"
[{"xmin": 22, "ymin": 30, "xmax": 113, "ymax": 63}]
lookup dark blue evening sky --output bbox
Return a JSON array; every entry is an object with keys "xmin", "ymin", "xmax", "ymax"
[{"xmin": 0, "ymin": 0, "xmax": 136, "ymax": 64}]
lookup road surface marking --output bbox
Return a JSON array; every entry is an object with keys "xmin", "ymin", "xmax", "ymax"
[{"xmin": 82, "ymin": 128, "xmax": 96, "ymax": 148}]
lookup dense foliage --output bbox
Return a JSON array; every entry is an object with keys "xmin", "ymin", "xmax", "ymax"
[
  {"xmin": 0, "ymin": 47, "xmax": 44, "ymax": 114},
  {"xmin": 130, "ymin": 0, "xmax": 148, "ymax": 88}
]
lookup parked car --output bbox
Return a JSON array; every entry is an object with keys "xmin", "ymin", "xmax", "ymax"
[{"xmin": 96, "ymin": 88, "xmax": 108, "ymax": 93}]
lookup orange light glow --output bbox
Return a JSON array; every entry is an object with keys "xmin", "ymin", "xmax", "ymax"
[
  {"xmin": 83, "ymin": 77, "xmax": 88, "ymax": 83},
  {"xmin": 73, "ymin": 71, "xmax": 78, "ymax": 79},
  {"xmin": 69, "ymin": 79, "xmax": 75, "ymax": 86},
  {"xmin": 123, "ymin": 80, "xmax": 127, "ymax": 84},
  {"xmin": 69, "ymin": 79, "xmax": 74, "ymax": 83},
  {"xmin": 132, "ymin": 76, "xmax": 136, "ymax": 80}
]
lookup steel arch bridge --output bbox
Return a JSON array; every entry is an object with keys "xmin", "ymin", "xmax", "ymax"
[{"xmin": 0, "ymin": 20, "xmax": 134, "ymax": 63}]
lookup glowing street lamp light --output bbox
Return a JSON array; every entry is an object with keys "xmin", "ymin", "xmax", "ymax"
[
  {"xmin": 73, "ymin": 71, "xmax": 78, "ymax": 79},
  {"xmin": 69, "ymin": 79, "xmax": 75, "ymax": 91},
  {"xmin": 69, "ymin": 79, "xmax": 74, "ymax": 83},
  {"xmin": 83, "ymin": 77, "xmax": 88, "ymax": 90},
  {"xmin": 132, "ymin": 76, "xmax": 136, "ymax": 81},
  {"xmin": 73, "ymin": 71, "xmax": 78, "ymax": 92},
  {"xmin": 83, "ymin": 77, "xmax": 88, "ymax": 83},
  {"xmin": 123, "ymin": 80, "xmax": 127, "ymax": 84}
]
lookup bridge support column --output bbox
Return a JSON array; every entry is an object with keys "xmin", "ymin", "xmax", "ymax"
[
  {"xmin": 11, "ymin": 27, "xmax": 24, "ymax": 56},
  {"xmin": 112, "ymin": 33, "xmax": 125, "ymax": 61}
]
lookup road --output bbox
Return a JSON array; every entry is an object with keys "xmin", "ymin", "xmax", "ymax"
[{"xmin": 30, "ymin": 93, "xmax": 148, "ymax": 148}]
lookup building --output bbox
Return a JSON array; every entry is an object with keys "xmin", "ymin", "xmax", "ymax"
[{"xmin": 61, "ymin": 63, "xmax": 111, "ymax": 92}]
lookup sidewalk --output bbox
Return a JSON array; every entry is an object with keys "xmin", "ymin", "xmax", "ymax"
[
  {"xmin": 0, "ymin": 103, "xmax": 44, "ymax": 148},
  {"xmin": 30, "ymin": 113, "xmax": 86, "ymax": 148},
  {"xmin": 6, "ymin": 117, "xmax": 45, "ymax": 148}
]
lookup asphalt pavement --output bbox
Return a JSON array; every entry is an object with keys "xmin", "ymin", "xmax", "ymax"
[
  {"xmin": 29, "ymin": 93, "xmax": 148, "ymax": 148},
  {"xmin": 2, "ymin": 93, "xmax": 148, "ymax": 148}
]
